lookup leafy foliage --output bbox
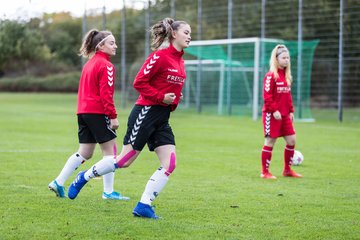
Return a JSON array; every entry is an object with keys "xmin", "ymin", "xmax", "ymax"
[
  {"xmin": 0, "ymin": 20, "xmax": 52, "ymax": 76},
  {"xmin": 40, "ymin": 14, "xmax": 83, "ymax": 66}
]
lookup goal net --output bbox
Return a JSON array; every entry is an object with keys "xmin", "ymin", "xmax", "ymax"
[{"xmin": 182, "ymin": 38, "xmax": 319, "ymax": 121}]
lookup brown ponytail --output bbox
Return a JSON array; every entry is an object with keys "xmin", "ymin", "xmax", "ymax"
[
  {"xmin": 79, "ymin": 29, "xmax": 113, "ymax": 58},
  {"xmin": 150, "ymin": 18, "xmax": 174, "ymax": 50},
  {"xmin": 150, "ymin": 18, "xmax": 188, "ymax": 50}
]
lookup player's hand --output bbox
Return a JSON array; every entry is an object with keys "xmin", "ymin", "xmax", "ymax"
[
  {"xmin": 110, "ymin": 118, "xmax": 119, "ymax": 130},
  {"xmin": 162, "ymin": 93, "xmax": 176, "ymax": 105},
  {"xmin": 180, "ymin": 92, "xmax": 184, "ymax": 102},
  {"xmin": 289, "ymin": 112, "xmax": 294, "ymax": 122},
  {"xmin": 273, "ymin": 111, "xmax": 282, "ymax": 120}
]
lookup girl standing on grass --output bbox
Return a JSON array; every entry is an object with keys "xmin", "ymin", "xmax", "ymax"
[
  {"xmin": 260, "ymin": 44, "xmax": 302, "ymax": 179},
  {"xmin": 48, "ymin": 29, "xmax": 129, "ymax": 200},
  {"xmin": 67, "ymin": 18, "xmax": 192, "ymax": 219}
]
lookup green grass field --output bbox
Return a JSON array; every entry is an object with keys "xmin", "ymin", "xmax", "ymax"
[{"xmin": 0, "ymin": 93, "xmax": 359, "ymax": 240}]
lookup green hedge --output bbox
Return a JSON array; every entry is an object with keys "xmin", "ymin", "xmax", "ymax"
[{"xmin": 0, "ymin": 72, "xmax": 80, "ymax": 92}]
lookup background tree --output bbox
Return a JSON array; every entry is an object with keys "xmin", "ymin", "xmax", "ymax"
[{"xmin": 0, "ymin": 20, "xmax": 51, "ymax": 76}]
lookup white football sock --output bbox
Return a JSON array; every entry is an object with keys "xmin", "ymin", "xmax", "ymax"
[
  {"xmin": 103, "ymin": 172, "xmax": 114, "ymax": 194},
  {"xmin": 140, "ymin": 167, "xmax": 169, "ymax": 205},
  {"xmin": 55, "ymin": 153, "xmax": 86, "ymax": 186},
  {"xmin": 84, "ymin": 156, "xmax": 115, "ymax": 181}
]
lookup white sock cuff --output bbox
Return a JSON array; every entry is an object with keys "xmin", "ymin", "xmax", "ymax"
[
  {"xmin": 75, "ymin": 152, "xmax": 87, "ymax": 161},
  {"xmin": 157, "ymin": 167, "xmax": 169, "ymax": 178}
]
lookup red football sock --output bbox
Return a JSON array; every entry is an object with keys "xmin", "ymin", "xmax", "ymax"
[
  {"xmin": 284, "ymin": 145, "xmax": 295, "ymax": 171},
  {"xmin": 261, "ymin": 146, "xmax": 273, "ymax": 173}
]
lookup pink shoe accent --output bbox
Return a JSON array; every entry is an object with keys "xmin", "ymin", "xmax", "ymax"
[{"xmin": 116, "ymin": 150, "xmax": 136, "ymax": 168}]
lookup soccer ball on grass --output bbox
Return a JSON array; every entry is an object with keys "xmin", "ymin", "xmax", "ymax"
[{"xmin": 291, "ymin": 150, "xmax": 304, "ymax": 166}]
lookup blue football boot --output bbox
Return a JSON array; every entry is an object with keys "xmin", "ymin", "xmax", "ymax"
[
  {"xmin": 132, "ymin": 202, "xmax": 160, "ymax": 219},
  {"xmin": 68, "ymin": 171, "xmax": 88, "ymax": 199}
]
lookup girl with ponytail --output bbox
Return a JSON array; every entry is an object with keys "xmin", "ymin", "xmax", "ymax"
[
  {"xmin": 260, "ymin": 44, "xmax": 302, "ymax": 179},
  {"xmin": 68, "ymin": 19, "xmax": 192, "ymax": 220},
  {"xmin": 49, "ymin": 29, "xmax": 129, "ymax": 201}
]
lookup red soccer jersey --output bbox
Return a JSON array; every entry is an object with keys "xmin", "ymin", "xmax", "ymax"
[
  {"xmin": 133, "ymin": 44, "xmax": 186, "ymax": 111},
  {"xmin": 77, "ymin": 51, "xmax": 117, "ymax": 119},
  {"xmin": 262, "ymin": 69, "xmax": 294, "ymax": 115}
]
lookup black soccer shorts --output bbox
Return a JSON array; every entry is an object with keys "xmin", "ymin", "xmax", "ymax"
[
  {"xmin": 77, "ymin": 114, "xmax": 117, "ymax": 144},
  {"xmin": 123, "ymin": 105, "xmax": 175, "ymax": 151}
]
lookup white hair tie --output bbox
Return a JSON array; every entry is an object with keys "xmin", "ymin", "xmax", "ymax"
[
  {"xmin": 95, "ymin": 35, "xmax": 113, "ymax": 50},
  {"xmin": 276, "ymin": 49, "xmax": 288, "ymax": 57}
]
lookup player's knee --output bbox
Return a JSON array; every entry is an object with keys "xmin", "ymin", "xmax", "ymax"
[
  {"xmin": 264, "ymin": 137, "xmax": 276, "ymax": 147},
  {"xmin": 287, "ymin": 142, "xmax": 296, "ymax": 147},
  {"xmin": 165, "ymin": 152, "xmax": 176, "ymax": 176},
  {"xmin": 78, "ymin": 152, "xmax": 92, "ymax": 160},
  {"xmin": 74, "ymin": 153, "xmax": 87, "ymax": 171},
  {"xmin": 286, "ymin": 139, "xmax": 296, "ymax": 146}
]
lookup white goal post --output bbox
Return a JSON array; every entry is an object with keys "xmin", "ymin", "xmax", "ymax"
[{"xmin": 184, "ymin": 37, "xmax": 283, "ymax": 120}]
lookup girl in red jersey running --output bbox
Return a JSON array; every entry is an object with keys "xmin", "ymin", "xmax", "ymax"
[
  {"xmin": 68, "ymin": 18, "xmax": 191, "ymax": 219},
  {"xmin": 260, "ymin": 44, "xmax": 302, "ymax": 179},
  {"xmin": 48, "ymin": 29, "xmax": 129, "ymax": 200}
]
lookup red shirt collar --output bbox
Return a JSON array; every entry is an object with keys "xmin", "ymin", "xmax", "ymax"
[
  {"xmin": 95, "ymin": 51, "xmax": 110, "ymax": 61},
  {"xmin": 168, "ymin": 43, "xmax": 184, "ymax": 57}
]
